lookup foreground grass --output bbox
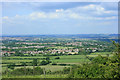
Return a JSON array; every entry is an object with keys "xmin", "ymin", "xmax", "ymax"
[{"xmin": 2, "ymin": 74, "xmax": 68, "ymax": 78}]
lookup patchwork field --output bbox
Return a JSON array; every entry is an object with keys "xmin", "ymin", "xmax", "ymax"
[{"xmin": 2, "ymin": 52, "xmax": 112, "ymax": 73}]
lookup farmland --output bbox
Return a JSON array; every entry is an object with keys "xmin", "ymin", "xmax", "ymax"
[
  {"xmin": 2, "ymin": 52, "xmax": 113, "ymax": 77},
  {"xmin": 1, "ymin": 35, "xmax": 119, "ymax": 78}
]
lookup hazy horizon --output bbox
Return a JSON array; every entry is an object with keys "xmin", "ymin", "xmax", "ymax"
[{"xmin": 2, "ymin": 34, "xmax": 119, "ymax": 36}]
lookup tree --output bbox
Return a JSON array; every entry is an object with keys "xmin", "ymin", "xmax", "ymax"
[
  {"xmin": 68, "ymin": 41, "xmax": 120, "ymax": 78},
  {"xmin": 7, "ymin": 63, "xmax": 16, "ymax": 70},
  {"xmin": 63, "ymin": 67, "xmax": 70, "ymax": 74},
  {"xmin": 78, "ymin": 49, "xmax": 86, "ymax": 55},
  {"xmin": 34, "ymin": 67, "xmax": 43, "ymax": 75},
  {"xmin": 32, "ymin": 59, "xmax": 38, "ymax": 66},
  {"xmin": 21, "ymin": 62, "xmax": 26, "ymax": 75},
  {"xmin": 52, "ymin": 62, "xmax": 57, "ymax": 65},
  {"xmin": 46, "ymin": 57, "xmax": 50, "ymax": 60},
  {"xmin": 55, "ymin": 57, "xmax": 60, "ymax": 59},
  {"xmin": 92, "ymin": 55, "xmax": 108, "ymax": 64},
  {"xmin": 40, "ymin": 60, "xmax": 48, "ymax": 65},
  {"xmin": 14, "ymin": 51, "xmax": 24, "ymax": 56}
]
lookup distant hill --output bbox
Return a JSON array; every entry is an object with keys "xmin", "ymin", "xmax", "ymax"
[{"xmin": 2, "ymin": 34, "xmax": 118, "ymax": 39}]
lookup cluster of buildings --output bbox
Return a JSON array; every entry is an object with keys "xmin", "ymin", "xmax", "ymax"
[
  {"xmin": 21, "ymin": 48, "xmax": 79, "ymax": 55},
  {"xmin": 15, "ymin": 42, "xmax": 48, "ymax": 45},
  {"xmin": 1, "ymin": 46, "xmax": 102, "ymax": 56},
  {"xmin": 2, "ymin": 46, "xmax": 45, "ymax": 49},
  {"xmin": 0, "ymin": 51, "xmax": 15, "ymax": 56},
  {"xmin": 1, "ymin": 39, "xmax": 107, "ymax": 56},
  {"xmin": 65, "ymin": 42, "xmax": 82, "ymax": 46}
]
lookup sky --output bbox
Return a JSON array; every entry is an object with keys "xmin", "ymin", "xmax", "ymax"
[{"xmin": 1, "ymin": 2, "xmax": 118, "ymax": 35}]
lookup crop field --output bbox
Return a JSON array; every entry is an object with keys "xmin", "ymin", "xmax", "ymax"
[{"xmin": 2, "ymin": 52, "xmax": 112, "ymax": 73}]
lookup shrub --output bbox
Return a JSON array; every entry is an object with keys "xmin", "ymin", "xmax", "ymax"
[
  {"xmin": 52, "ymin": 62, "xmax": 57, "ymax": 65},
  {"xmin": 55, "ymin": 57, "xmax": 60, "ymax": 59}
]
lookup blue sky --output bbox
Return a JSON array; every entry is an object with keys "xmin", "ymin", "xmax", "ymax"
[{"xmin": 2, "ymin": 2, "xmax": 118, "ymax": 35}]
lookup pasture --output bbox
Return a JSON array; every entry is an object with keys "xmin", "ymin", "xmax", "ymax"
[{"xmin": 2, "ymin": 52, "xmax": 112, "ymax": 73}]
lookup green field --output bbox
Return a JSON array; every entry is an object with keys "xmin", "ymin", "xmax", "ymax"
[{"xmin": 2, "ymin": 52, "xmax": 112, "ymax": 73}]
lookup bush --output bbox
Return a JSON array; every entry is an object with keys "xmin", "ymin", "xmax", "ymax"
[
  {"xmin": 7, "ymin": 63, "xmax": 16, "ymax": 70},
  {"xmin": 55, "ymin": 57, "xmax": 60, "ymax": 59},
  {"xmin": 34, "ymin": 67, "xmax": 43, "ymax": 75},
  {"xmin": 46, "ymin": 57, "xmax": 50, "ymax": 60},
  {"xmin": 40, "ymin": 60, "xmax": 48, "ymax": 65},
  {"xmin": 7, "ymin": 67, "xmax": 44, "ymax": 75},
  {"xmin": 63, "ymin": 67, "xmax": 70, "ymax": 74},
  {"xmin": 69, "ymin": 54, "xmax": 120, "ymax": 78},
  {"xmin": 32, "ymin": 59, "xmax": 38, "ymax": 66},
  {"xmin": 40, "ymin": 60, "xmax": 51, "ymax": 65},
  {"xmin": 52, "ymin": 62, "xmax": 57, "ymax": 65},
  {"xmin": 10, "ymin": 68, "xmax": 33, "ymax": 75},
  {"xmin": 92, "ymin": 55, "xmax": 108, "ymax": 64},
  {"xmin": 58, "ymin": 64, "xmax": 67, "ymax": 66}
]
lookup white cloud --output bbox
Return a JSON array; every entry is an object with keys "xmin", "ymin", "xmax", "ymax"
[
  {"xmin": 29, "ymin": 12, "xmax": 47, "ymax": 20},
  {"xmin": 70, "ymin": 4, "xmax": 117, "ymax": 15},
  {"xmin": 2, "ymin": 3, "xmax": 117, "ymax": 23},
  {"xmin": 48, "ymin": 13, "xmax": 59, "ymax": 18},
  {"xmin": 104, "ymin": 16, "xmax": 117, "ymax": 20},
  {"xmin": 83, "ymin": 4, "xmax": 97, "ymax": 10},
  {"xmin": 69, "ymin": 13, "xmax": 81, "ymax": 19},
  {"xmin": 56, "ymin": 9, "xmax": 64, "ymax": 12}
]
